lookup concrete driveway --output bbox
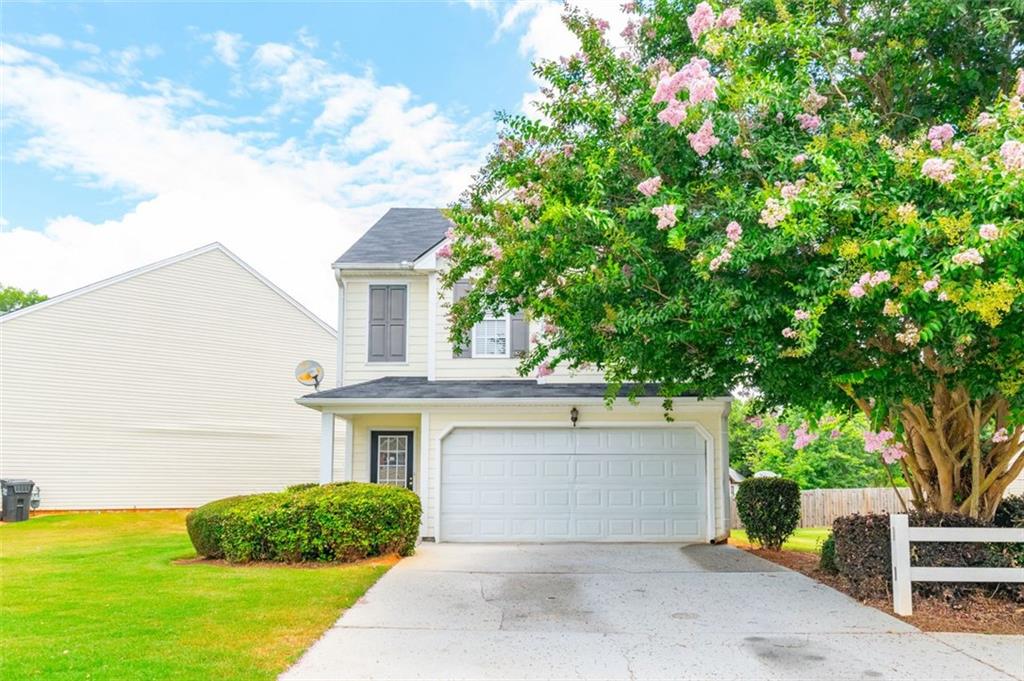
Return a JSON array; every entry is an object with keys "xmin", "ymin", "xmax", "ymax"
[{"xmin": 283, "ymin": 543, "xmax": 1022, "ymax": 680}]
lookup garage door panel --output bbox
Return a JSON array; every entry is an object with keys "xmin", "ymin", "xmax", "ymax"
[{"xmin": 440, "ymin": 428, "xmax": 707, "ymax": 542}]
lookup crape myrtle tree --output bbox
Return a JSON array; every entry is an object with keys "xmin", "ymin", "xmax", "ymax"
[{"xmin": 441, "ymin": 0, "xmax": 1024, "ymax": 520}]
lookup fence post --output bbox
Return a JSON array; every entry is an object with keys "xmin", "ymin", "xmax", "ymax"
[{"xmin": 890, "ymin": 513, "xmax": 912, "ymax": 616}]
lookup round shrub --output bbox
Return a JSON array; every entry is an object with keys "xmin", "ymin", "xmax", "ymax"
[
  {"xmin": 186, "ymin": 482, "xmax": 421, "ymax": 563},
  {"xmin": 284, "ymin": 482, "xmax": 319, "ymax": 493},
  {"xmin": 831, "ymin": 511, "xmax": 1017, "ymax": 600},
  {"xmin": 734, "ymin": 477, "xmax": 801, "ymax": 550},
  {"xmin": 994, "ymin": 494, "xmax": 1024, "ymax": 529},
  {"xmin": 818, "ymin": 533, "xmax": 838, "ymax": 574}
]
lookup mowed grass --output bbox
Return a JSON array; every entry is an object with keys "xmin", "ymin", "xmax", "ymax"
[
  {"xmin": 0, "ymin": 511, "xmax": 391, "ymax": 680},
  {"xmin": 730, "ymin": 527, "xmax": 830, "ymax": 553}
]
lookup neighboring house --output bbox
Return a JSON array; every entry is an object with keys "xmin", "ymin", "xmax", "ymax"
[
  {"xmin": 729, "ymin": 467, "xmax": 745, "ymax": 497},
  {"xmin": 298, "ymin": 208, "xmax": 733, "ymax": 543},
  {"xmin": 1, "ymin": 243, "xmax": 343, "ymax": 509}
]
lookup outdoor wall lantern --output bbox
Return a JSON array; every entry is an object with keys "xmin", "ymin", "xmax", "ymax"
[{"xmin": 570, "ymin": 407, "xmax": 579, "ymax": 427}]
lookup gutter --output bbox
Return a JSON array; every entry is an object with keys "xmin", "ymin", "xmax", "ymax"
[{"xmin": 295, "ymin": 395, "xmax": 732, "ymax": 409}]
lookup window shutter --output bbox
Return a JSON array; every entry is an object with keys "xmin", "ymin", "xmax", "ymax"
[
  {"xmin": 368, "ymin": 285, "xmax": 407, "ymax": 362},
  {"xmin": 510, "ymin": 309, "xmax": 529, "ymax": 358},
  {"xmin": 452, "ymin": 280, "xmax": 471, "ymax": 358}
]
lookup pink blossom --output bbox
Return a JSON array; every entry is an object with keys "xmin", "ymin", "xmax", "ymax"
[
  {"xmin": 489, "ymin": 245, "xmax": 503, "ymax": 260},
  {"xmin": 793, "ymin": 153, "xmax": 807, "ymax": 165},
  {"xmin": 1001, "ymin": 140, "xmax": 1024, "ymax": 172},
  {"xmin": 976, "ymin": 112, "xmax": 998, "ymax": 129},
  {"xmin": 869, "ymin": 270, "xmax": 891, "ymax": 286},
  {"xmin": 802, "ymin": 90, "xmax": 828, "ymax": 114},
  {"xmin": 938, "ymin": 291, "xmax": 949, "ymax": 302},
  {"xmin": 435, "ymin": 242, "xmax": 452, "ymax": 259},
  {"xmin": 796, "ymin": 113, "xmax": 821, "ymax": 133},
  {"xmin": 687, "ymin": 118, "xmax": 720, "ymax": 156},
  {"xmin": 759, "ymin": 198, "xmax": 790, "ymax": 228},
  {"xmin": 595, "ymin": 18, "xmax": 610, "ymax": 32},
  {"xmin": 849, "ymin": 283, "xmax": 867, "ymax": 299},
  {"xmin": 616, "ymin": 112, "xmax": 628, "ymax": 126},
  {"xmin": 653, "ymin": 57, "xmax": 715, "ymax": 105},
  {"xmin": 686, "ymin": 2, "xmax": 716, "ymax": 42},
  {"xmin": 747, "ymin": 415, "xmax": 764, "ymax": 428},
  {"xmin": 716, "ymin": 7, "xmax": 741, "ymax": 28},
  {"xmin": 952, "ymin": 248, "xmax": 984, "ymax": 266},
  {"xmin": 740, "ymin": 148, "xmax": 752, "ymax": 159},
  {"xmin": 850, "ymin": 48, "xmax": 866, "ymax": 63},
  {"xmin": 620, "ymin": 21, "xmax": 636, "ymax": 41},
  {"xmin": 536, "ymin": 362, "xmax": 554, "ymax": 378},
  {"xmin": 620, "ymin": 1, "xmax": 638, "ymax": 12},
  {"xmin": 923, "ymin": 275, "xmax": 940, "ymax": 293},
  {"xmin": 992, "ymin": 427, "xmax": 1010, "ymax": 444},
  {"xmin": 927, "ymin": 123, "xmax": 955, "ymax": 151},
  {"xmin": 979, "ymin": 223, "xmax": 999, "ymax": 241},
  {"xmin": 793, "ymin": 422, "xmax": 819, "ymax": 450},
  {"xmin": 726, "ymin": 221, "xmax": 742, "ymax": 242},
  {"xmin": 882, "ymin": 443, "xmax": 907, "ymax": 464},
  {"xmin": 830, "ymin": 428, "xmax": 842, "ymax": 440},
  {"xmin": 782, "ymin": 327, "xmax": 798, "ymax": 339},
  {"xmin": 687, "ymin": 74, "xmax": 718, "ymax": 105},
  {"xmin": 776, "ymin": 424, "xmax": 790, "ymax": 440},
  {"xmin": 779, "ymin": 180, "xmax": 804, "ymax": 200},
  {"xmin": 863, "ymin": 430, "xmax": 894, "ymax": 453},
  {"xmin": 921, "ymin": 158, "xmax": 956, "ymax": 184},
  {"xmin": 709, "ymin": 250, "xmax": 732, "ymax": 271},
  {"xmin": 651, "ymin": 204, "xmax": 678, "ymax": 230},
  {"xmin": 637, "ymin": 176, "xmax": 663, "ymax": 197},
  {"xmin": 794, "ymin": 309, "xmax": 810, "ymax": 321},
  {"xmin": 657, "ymin": 99, "xmax": 689, "ymax": 127}
]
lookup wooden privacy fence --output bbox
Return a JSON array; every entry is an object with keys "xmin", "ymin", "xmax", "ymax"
[{"xmin": 731, "ymin": 486, "xmax": 912, "ymax": 529}]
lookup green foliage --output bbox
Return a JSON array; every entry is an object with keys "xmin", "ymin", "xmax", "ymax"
[
  {"xmin": 818, "ymin": 533, "xmax": 838, "ymax": 574},
  {"xmin": 831, "ymin": 512, "xmax": 1018, "ymax": 600},
  {"xmin": 0, "ymin": 283, "xmax": 46, "ymax": 314},
  {"xmin": 284, "ymin": 482, "xmax": 319, "ymax": 493},
  {"xmin": 729, "ymin": 400, "xmax": 901, "ymax": 489},
  {"xmin": 444, "ymin": 0, "xmax": 1024, "ymax": 518},
  {"xmin": 993, "ymin": 494, "xmax": 1024, "ymax": 568},
  {"xmin": 186, "ymin": 483, "xmax": 421, "ymax": 563},
  {"xmin": 734, "ymin": 477, "xmax": 801, "ymax": 550}
]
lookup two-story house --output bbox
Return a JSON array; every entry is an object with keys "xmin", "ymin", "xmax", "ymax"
[{"xmin": 298, "ymin": 208, "xmax": 733, "ymax": 543}]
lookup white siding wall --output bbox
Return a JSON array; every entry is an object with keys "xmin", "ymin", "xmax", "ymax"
[
  {"xmin": 0, "ymin": 248, "xmax": 344, "ymax": 509},
  {"xmin": 341, "ymin": 275, "xmax": 429, "ymax": 384}
]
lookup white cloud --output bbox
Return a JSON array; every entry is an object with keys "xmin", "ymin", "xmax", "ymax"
[
  {"xmin": 10, "ymin": 33, "xmax": 65, "ymax": 49},
  {"xmin": 0, "ymin": 39, "xmax": 490, "ymax": 321},
  {"xmin": 207, "ymin": 31, "xmax": 245, "ymax": 68}
]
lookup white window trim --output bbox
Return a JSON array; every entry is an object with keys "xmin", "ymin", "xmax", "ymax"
[{"xmin": 470, "ymin": 313, "xmax": 511, "ymax": 359}]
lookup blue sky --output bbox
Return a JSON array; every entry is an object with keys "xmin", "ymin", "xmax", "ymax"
[{"xmin": 0, "ymin": 0, "xmax": 625, "ymax": 319}]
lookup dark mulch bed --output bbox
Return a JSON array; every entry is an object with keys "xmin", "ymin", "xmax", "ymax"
[
  {"xmin": 731, "ymin": 539, "xmax": 1024, "ymax": 635},
  {"xmin": 174, "ymin": 554, "xmax": 401, "ymax": 569}
]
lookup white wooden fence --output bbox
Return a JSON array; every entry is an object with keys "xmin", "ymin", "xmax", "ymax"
[
  {"xmin": 889, "ymin": 514, "xmax": 1024, "ymax": 616},
  {"xmin": 731, "ymin": 487, "xmax": 912, "ymax": 529}
]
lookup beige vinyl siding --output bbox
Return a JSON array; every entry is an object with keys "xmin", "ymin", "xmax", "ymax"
[
  {"xmin": 343, "ymin": 414, "xmax": 421, "ymax": 485},
  {"xmin": 0, "ymin": 247, "xmax": 344, "ymax": 509},
  {"xmin": 415, "ymin": 403, "xmax": 729, "ymax": 540},
  {"xmin": 341, "ymin": 275, "xmax": 428, "ymax": 384}
]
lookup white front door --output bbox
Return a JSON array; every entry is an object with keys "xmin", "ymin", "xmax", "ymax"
[{"xmin": 440, "ymin": 427, "xmax": 708, "ymax": 542}]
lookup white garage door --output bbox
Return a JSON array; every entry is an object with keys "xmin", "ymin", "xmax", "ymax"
[{"xmin": 440, "ymin": 427, "xmax": 707, "ymax": 542}]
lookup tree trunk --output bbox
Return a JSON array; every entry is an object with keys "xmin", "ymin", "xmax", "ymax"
[{"xmin": 889, "ymin": 386, "xmax": 1024, "ymax": 521}]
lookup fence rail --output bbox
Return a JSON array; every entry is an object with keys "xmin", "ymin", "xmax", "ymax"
[
  {"xmin": 889, "ymin": 513, "xmax": 1024, "ymax": 615},
  {"xmin": 731, "ymin": 486, "xmax": 912, "ymax": 529}
]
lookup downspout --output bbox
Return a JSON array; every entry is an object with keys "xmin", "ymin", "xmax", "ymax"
[
  {"xmin": 334, "ymin": 267, "xmax": 345, "ymax": 388},
  {"xmin": 718, "ymin": 400, "xmax": 732, "ymax": 542}
]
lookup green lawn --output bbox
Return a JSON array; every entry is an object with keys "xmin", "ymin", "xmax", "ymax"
[
  {"xmin": 0, "ymin": 511, "xmax": 390, "ymax": 680},
  {"xmin": 730, "ymin": 527, "xmax": 830, "ymax": 553}
]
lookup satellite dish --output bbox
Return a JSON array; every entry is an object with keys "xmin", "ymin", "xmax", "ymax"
[{"xmin": 295, "ymin": 360, "xmax": 324, "ymax": 391}]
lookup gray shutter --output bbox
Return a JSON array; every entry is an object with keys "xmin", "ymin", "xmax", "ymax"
[
  {"xmin": 368, "ymin": 285, "xmax": 407, "ymax": 362},
  {"xmin": 387, "ymin": 285, "xmax": 406, "ymax": 362},
  {"xmin": 452, "ymin": 280, "xmax": 471, "ymax": 358},
  {"xmin": 509, "ymin": 309, "xmax": 529, "ymax": 358}
]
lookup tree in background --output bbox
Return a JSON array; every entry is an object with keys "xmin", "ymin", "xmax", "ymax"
[
  {"xmin": 443, "ymin": 0, "xmax": 1024, "ymax": 519},
  {"xmin": 729, "ymin": 400, "xmax": 902, "ymax": 490},
  {"xmin": 0, "ymin": 284, "xmax": 47, "ymax": 314}
]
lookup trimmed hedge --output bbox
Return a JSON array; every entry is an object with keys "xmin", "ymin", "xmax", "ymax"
[
  {"xmin": 186, "ymin": 482, "xmax": 421, "ymax": 563},
  {"xmin": 832, "ymin": 511, "xmax": 1019, "ymax": 600},
  {"xmin": 818, "ymin": 533, "xmax": 838, "ymax": 574},
  {"xmin": 734, "ymin": 477, "xmax": 801, "ymax": 550}
]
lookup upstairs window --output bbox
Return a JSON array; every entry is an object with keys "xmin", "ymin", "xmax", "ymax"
[
  {"xmin": 472, "ymin": 315, "xmax": 510, "ymax": 358},
  {"xmin": 368, "ymin": 284, "xmax": 407, "ymax": 362}
]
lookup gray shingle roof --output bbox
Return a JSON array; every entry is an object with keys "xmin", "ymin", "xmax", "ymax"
[
  {"xmin": 334, "ymin": 208, "xmax": 450, "ymax": 267},
  {"xmin": 302, "ymin": 376, "xmax": 680, "ymax": 400}
]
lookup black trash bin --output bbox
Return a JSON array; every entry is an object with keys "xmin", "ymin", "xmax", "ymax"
[{"xmin": 1, "ymin": 479, "xmax": 35, "ymax": 522}]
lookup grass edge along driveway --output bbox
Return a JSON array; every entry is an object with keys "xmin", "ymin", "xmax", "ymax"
[
  {"xmin": 730, "ymin": 526, "xmax": 830, "ymax": 553},
  {"xmin": 0, "ymin": 511, "xmax": 390, "ymax": 680}
]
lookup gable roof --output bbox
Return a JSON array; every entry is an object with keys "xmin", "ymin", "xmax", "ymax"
[
  {"xmin": 333, "ymin": 207, "xmax": 450, "ymax": 268},
  {"xmin": 0, "ymin": 242, "xmax": 336, "ymax": 336}
]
